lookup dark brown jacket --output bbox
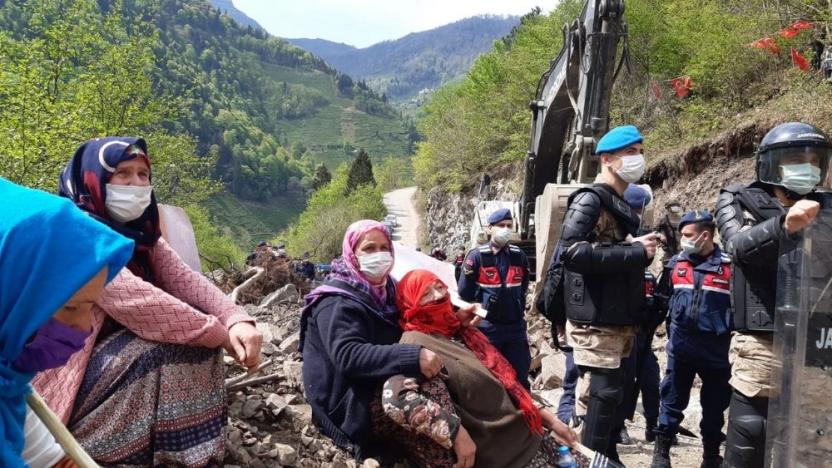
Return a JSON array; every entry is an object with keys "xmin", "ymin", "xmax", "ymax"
[{"xmin": 400, "ymin": 331, "xmax": 542, "ymax": 468}]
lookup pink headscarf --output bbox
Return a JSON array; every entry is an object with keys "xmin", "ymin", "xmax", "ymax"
[{"xmin": 341, "ymin": 219, "xmax": 395, "ymax": 280}]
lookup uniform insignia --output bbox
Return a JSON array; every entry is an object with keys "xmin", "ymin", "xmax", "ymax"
[
  {"xmin": 465, "ymin": 258, "xmax": 475, "ymax": 266},
  {"xmin": 463, "ymin": 268, "xmax": 474, "ymax": 275},
  {"xmin": 485, "ymin": 271, "xmax": 496, "ymax": 278},
  {"xmin": 677, "ymin": 268, "xmax": 688, "ymax": 276}
]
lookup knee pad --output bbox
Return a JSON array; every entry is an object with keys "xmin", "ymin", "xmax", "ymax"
[
  {"xmin": 588, "ymin": 368, "xmax": 624, "ymax": 405},
  {"xmin": 730, "ymin": 413, "xmax": 766, "ymax": 441}
]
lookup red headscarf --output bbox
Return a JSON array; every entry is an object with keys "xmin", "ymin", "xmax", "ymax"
[{"xmin": 396, "ymin": 270, "xmax": 544, "ymax": 435}]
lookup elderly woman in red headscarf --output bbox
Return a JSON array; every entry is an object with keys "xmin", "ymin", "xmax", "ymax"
[
  {"xmin": 385, "ymin": 269, "xmax": 578, "ymax": 468},
  {"xmin": 33, "ymin": 137, "xmax": 262, "ymax": 467}
]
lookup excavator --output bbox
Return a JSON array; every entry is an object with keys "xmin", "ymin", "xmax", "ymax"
[{"xmin": 471, "ymin": 0, "xmax": 631, "ymax": 280}]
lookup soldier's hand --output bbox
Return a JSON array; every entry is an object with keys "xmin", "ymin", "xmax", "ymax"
[
  {"xmin": 633, "ymin": 232, "xmax": 658, "ymax": 259},
  {"xmin": 419, "ymin": 348, "xmax": 443, "ymax": 379},
  {"xmin": 784, "ymin": 199, "xmax": 821, "ymax": 234}
]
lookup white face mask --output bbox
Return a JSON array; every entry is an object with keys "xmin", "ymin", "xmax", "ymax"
[
  {"xmin": 105, "ymin": 184, "xmax": 153, "ymax": 223},
  {"xmin": 680, "ymin": 232, "xmax": 706, "ymax": 255},
  {"xmin": 615, "ymin": 154, "xmax": 646, "ymax": 183},
  {"xmin": 492, "ymin": 227, "xmax": 513, "ymax": 247},
  {"xmin": 781, "ymin": 163, "xmax": 821, "ymax": 195},
  {"xmin": 357, "ymin": 251, "xmax": 393, "ymax": 281}
]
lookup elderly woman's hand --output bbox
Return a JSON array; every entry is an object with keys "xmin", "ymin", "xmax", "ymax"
[
  {"xmin": 419, "ymin": 348, "xmax": 443, "ymax": 378},
  {"xmin": 454, "ymin": 304, "xmax": 483, "ymax": 328},
  {"xmin": 452, "ymin": 425, "xmax": 476, "ymax": 468},
  {"xmin": 541, "ymin": 408, "xmax": 578, "ymax": 447},
  {"xmin": 227, "ymin": 322, "xmax": 263, "ymax": 371}
]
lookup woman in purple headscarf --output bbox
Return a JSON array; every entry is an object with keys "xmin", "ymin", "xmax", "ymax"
[{"xmin": 301, "ymin": 220, "xmax": 470, "ymax": 464}]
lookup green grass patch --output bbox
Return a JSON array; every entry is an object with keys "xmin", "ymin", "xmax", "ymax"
[{"xmin": 202, "ymin": 190, "xmax": 306, "ymax": 250}]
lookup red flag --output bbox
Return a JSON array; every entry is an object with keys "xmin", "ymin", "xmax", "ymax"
[
  {"xmin": 779, "ymin": 27, "xmax": 799, "ymax": 39},
  {"xmin": 668, "ymin": 76, "xmax": 693, "ymax": 99},
  {"xmin": 791, "ymin": 47, "xmax": 810, "ymax": 71},
  {"xmin": 791, "ymin": 21, "xmax": 814, "ymax": 31},
  {"xmin": 750, "ymin": 37, "xmax": 780, "ymax": 55}
]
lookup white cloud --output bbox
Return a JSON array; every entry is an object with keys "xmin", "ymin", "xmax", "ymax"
[{"xmin": 232, "ymin": 0, "xmax": 560, "ymax": 47}]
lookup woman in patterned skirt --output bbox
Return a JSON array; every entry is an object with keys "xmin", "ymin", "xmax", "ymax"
[{"xmin": 33, "ymin": 137, "xmax": 263, "ymax": 467}]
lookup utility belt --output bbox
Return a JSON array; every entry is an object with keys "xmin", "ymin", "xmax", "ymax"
[{"xmin": 563, "ymin": 265, "xmax": 645, "ymax": 326}]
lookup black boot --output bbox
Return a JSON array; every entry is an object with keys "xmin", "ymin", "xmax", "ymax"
[
  {"xmin": 650, "ymin": 433, "xmax": 673, "ymax": 468},
  {"xmin": 645, "ymin": 418, "xmax": 657, "ymax": 442},
  {"xmin": 700, "ymin": 439, "xmax": 723, "ymax": 468}
]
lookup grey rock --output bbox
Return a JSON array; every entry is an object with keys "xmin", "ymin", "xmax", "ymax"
[
  {"xmin": 261, "ymin": 284, "xmax": 300, "ymax": 308},
  {"xmin": 241, "ymin": 399, "xmax": 262, "ymax": 419},
  {"xmin": 540, "ymin": 353, "xmax": 567, "ymax": 389},
  {"xmin": 278, "ymin": 331, "xmax": 301, "ymax": 354},
  {"xmin": 283, "ymin": 360, "xmax": 304, "ymax": 389}
]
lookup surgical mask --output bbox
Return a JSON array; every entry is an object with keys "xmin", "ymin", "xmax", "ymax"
[
  {"xmin": 105, "ymin": 184, "xmax": 153, "ymax": 223},
  {"xmin": 492, "ymin": 227, "xmax": 513, "ymax": 247},
  {"xmin": 12, "ymin": 318, "xmax": 90, "ymax": 374},
  {"xmin": 781, "ymin": 163, "xmax": 821, "ymax": 195},
  {"xmin": 357, "ymin": 251, "xmax": 393, "ymax": 281},
  {"xmin": 681, "ymin": 232, "xmax": 706, "ymax": 256},
  {"xmin": 615, "ymin": 154, "xmax": 646, "ymax": 183}
]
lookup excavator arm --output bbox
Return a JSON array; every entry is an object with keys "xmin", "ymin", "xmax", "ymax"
[{"xmin": 519, "ymin": 0, "xmax": 627, "ymax": 239}]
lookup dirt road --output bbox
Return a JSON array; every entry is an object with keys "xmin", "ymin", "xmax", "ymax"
[{"xmin": 383, "ymin": 186, "xmax": 420, "ymax": 248}]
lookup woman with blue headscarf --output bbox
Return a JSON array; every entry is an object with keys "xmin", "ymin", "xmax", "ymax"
[
  {"xmin": 33, "ymin": 137, "xmax": 262, "ymax": 467},
  {"xmin": 0, "ymin": 177, "xmax": 133, "ymax": 467}
]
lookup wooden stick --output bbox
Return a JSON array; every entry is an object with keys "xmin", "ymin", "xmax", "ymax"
[
  {"xmin": 27, "ymin": 391, "xmax": 99, "ymax": 468},
  {"xmin": 226, "ymin": 372, "xmax": 282, "ymax": 392},
  {"xmin": 224, "ymin": 358, "xmax": 274, "ymax": 387},
  {"xmin": 229, "ymin": 266, "xmax": 265, "ymax": 304}
]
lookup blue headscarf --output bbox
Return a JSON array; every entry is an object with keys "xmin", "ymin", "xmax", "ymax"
[
  {"xmin": 59, "ymin": 137, "xmax": 161, "ymax": 282},
  {"xmin": 0, "ymin": 177, "xmax": 133, "ymax": 467}
]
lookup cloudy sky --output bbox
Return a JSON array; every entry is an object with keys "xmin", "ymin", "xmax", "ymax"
[{"xmin": 232, "ymin": 0, "xmax": 560, "ymax": 48}]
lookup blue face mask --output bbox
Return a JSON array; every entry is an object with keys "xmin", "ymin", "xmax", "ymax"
[{"xmin": 781, "ymin": 163, "xmax": 822, "ymax": 195}]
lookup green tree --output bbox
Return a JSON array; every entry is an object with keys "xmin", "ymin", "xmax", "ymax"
[
  {"xmin": 345, "ymin": 149, "xmax": 376, "ymax": 194},
  {"xmin": 312, "ymin": 163, "xmax": 332, "ymax": 190}
]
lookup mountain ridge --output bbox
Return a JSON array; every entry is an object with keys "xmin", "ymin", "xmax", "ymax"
[{"xmin": 287, "ymin": 15, "xmax": 521, "ymax": 100}]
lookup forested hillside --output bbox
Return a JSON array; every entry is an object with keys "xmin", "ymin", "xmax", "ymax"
[
  {"xmin": 415, "ymin": 0, "xmax": 832, "ymax": 193},
  {"xmin": 288, "ymin": 15, "xmax": 520, "ymax": 101},
  {"xmin": 0, "ymin": 0, "xmax": 416, "ymax": 253}
]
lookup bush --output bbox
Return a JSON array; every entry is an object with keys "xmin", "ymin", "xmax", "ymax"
[{"xmin": 185, "ymin": 205, "xmax": 246, "ymax": 272}]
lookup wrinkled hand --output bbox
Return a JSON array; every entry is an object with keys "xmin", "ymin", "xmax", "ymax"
[
  {"xmin": 541, "ymin": 409, "xmax": 578, "ymax": 447},
  {"xmin": 784, "ymin": 199, "xmax": 820, "ymax": 234},
  {"xmin": 419, "ymin": 348, "xmax": 443, "ymax": 379},
  {"xmin": 453, "ymin": 425, "xmax": 476, "ymax": 468},
  {"xmin": 455, "ymin": 304, "xmax": 482, "ymax": 328},
  {"xmin": 226, "ymin": 322, "xmax": 263, "ymax": 371},
  {"xmin": 633, "ymin": 232, "xmax": 658, "ymax": 259}
]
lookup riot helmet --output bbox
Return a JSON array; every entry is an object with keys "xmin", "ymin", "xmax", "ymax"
[{"xmin": 756, "ymin": 122, "xmax": 832, "ymax": 196}]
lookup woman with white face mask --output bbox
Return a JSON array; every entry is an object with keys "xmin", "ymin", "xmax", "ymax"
[
  {"xmin": 33, "ymin": 137, "xmax": 262, "ymax": 467},
  {"xmin": 300, "ymin": 220, "xmax": 446, "ymax": 463}
]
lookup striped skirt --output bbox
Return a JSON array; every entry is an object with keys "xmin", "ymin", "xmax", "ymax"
[{"xmin": 69, "ymin": 329, "xmax": 227, "ymax": 467}]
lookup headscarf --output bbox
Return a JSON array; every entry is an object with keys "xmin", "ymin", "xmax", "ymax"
[
  {"xmin": 300, "ymin": 220, "xmax": 397, "ymax": 351},
  {"xmin": 396, "ymin": 270, "xmax": 544, "ymax": 435},
  {"xmin": 59, "ymin": 137, "xmax": 160, "ymax": 282},
  {"xmin": 0, "ymin": 177, "xmax": 133, "ymax": 467}
]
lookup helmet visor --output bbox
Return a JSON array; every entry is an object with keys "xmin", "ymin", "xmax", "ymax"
[{"xmin": 758, "ymin": 146, "xmax": 832, "ymax": 190}]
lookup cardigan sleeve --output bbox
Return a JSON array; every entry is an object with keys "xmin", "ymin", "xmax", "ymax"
[
  {"xmin": 96, "ymin": 265, "xmax": 229, "ymax": 348},
  {"xmin": 151, "ymin": 238, "xmax": 253, "ymax": 329}
]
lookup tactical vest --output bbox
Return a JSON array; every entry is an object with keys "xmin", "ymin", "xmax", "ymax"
[
  {"xmin": 475, "ymin": 244, "xmax": 527, "ymax": 323},
  {"xmin": 669, "ymin": 253, "xmax": 733, "ymax": 335},
  {"xmin": 563, "ymin": 184, "xmax": 646, "ymax": 326},
  {"xmin": 721, "ymin": 185, "xmax": 785, "ymax": 332}
]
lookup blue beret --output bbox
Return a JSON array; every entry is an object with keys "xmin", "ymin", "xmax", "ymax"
[
  {"xmin": 678, "ymin": 210, "xmax": 713, "ymax": 231},
  {"xmin": 623, "ymin": 184, "xmax": 652, "ymax": 210},
  {"xmin": 595, "ymin": 125, "xmax": 644, "ymax": 155},
  {"xmin": 487, "ymin": 208, "xmax": 512, "ymax": 225}
]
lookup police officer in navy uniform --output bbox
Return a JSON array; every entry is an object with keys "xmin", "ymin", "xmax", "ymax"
[
  {"xmin": 458, "ymin": 208, "xmax": 532, "ymax": 388},
  {"xmin": 540, "ymin": 125, "xmax": 659, "ymax": 460},
  {"xmin": 715, "ymin": 122, "xmax": 832, "ymax": 468},
  {"xmin": 650, "ymin": 210, "xmax": 732, "ymax": 468}
]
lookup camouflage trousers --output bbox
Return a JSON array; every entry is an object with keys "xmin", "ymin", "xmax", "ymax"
[
  {"xmin": 728, "ymin": 333, "xmax": 780, "ymax": 398},
  {"xmin": 566, "ymin": 321, "xmax": 637, "ymax": 369}
]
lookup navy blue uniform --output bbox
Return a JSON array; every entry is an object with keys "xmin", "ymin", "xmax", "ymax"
[
  {"xmin": 458, "ymin": 242, "xmax": 531, "ymax": 388},
  {"xmin": 655, "ymin": 246, "xmax": 732, "ymax": 446}
]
